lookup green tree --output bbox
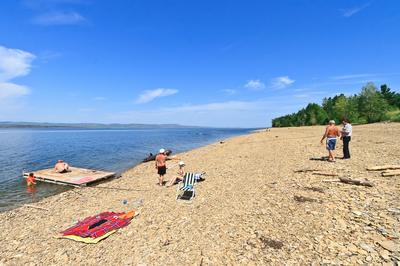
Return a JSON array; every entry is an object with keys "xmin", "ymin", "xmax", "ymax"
[
  {"xmin": 305, "ymin": 103, "xmax": 328, "ymax": 125},
  {"xmin": 332, "ymin": 94, "xmax": 347, "ymax": 121},
  {"xmin": 380, "ymin": 84, "xmax": 400, "ymax": 108},
  {"xmin": 331, "ymin": 94, "xmax": 360, "ymax": 123},
  {"xmin": 345, "ymin": 96, "xmax": 361, "ymax": 123},
  {"xmin": 322, "ymin": 97, "xmax": 335, "ymax": 119},
  {"xmin": 271, "ymin": 82, "xmax": 397, "ymax": 127},
  {"xmin": 358, "ymin": 83, "xmax": 389, "ymax": 123}
]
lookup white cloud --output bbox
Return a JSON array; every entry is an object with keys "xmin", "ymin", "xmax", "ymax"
[
  {"xmin": 78, "ymin": 108, "xmax": 95, "ymax": 112},
  {"xmin": 245, "ymin": 79, "xmax": 265, "ymax": 90},
  {"xmin": 331, "ymin": 73, "xmax": 376, "ymax": 80},
  {"xmin": 0, "ymin": 83, "xmax": 30, "ymax": 100},
  {"xmin": 93, "ymin": 96, "xmax": 106, "ymax": 101},
  {"xmin": 135, "ymin": 88, "xmax": 178, "ymax": 104},
  {"xmin": 163, "ymin": 100, "xmax": 261, "ymax": 112},
  {"xmin": 0, "ymin": 46, "xmax": 36, "ymax": 81},
  {"xmin": 39, "ymin": 50, "xmax": 62, "ymax": 63},
  {"xmin": 270, "ymin": 76, "xmax": 295, "ymax": 89},
  {"xmin": 0, "ymin": 45, "xmax": 35, "ymax": 102},
  {"xmin": 106, "ymin": 97, "xmax": 305, "ymax": 127},
  {"xmin": 293, "ymin": 88, "xmax": 308, "ymax": 92},
  {"xmin": 341, "ymin": 3, "xmax": 371, "ymax": 17},
  {"xmin": 32, "ymin": 11, "xmax": 85, "ymax": 25},
  {"xmin": 222, "ymin": 89, "xmax": 236, "ymax": 95}
]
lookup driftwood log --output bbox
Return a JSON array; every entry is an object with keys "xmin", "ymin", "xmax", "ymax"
[
  {"xmin": 24, "ymin": 204, "xmax": 49, "ymax": 211},
  {"xmin": 367, "ymin": 165, "xmax": 400, "ymax": 171},
  {"xmin": 294, "ymin": 195, "xmax": 320, "ymax": 203},
  {"xmin": 381, "ymin": 170, "xmax": 400, "ymax": 177},
  {"xmin": 294, "ymin": 169, "xmax": 321, "ymax": 173},
  {"xmin": 312, "ymin": 172, "xmax": 338, "ymax": 177},
  {"xmin": 338, "ymin": 177, "xmax": 374, "ymax": 187}
]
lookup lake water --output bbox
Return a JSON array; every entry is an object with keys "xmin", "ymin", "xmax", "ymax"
[{"xmin": 0, "ymin": 127, "xmax": 250, "ymax": 212}]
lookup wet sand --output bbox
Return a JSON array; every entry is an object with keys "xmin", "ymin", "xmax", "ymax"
[{"xmin": 1, "ymin": 123, "xmax": 399, "ymax": 265}]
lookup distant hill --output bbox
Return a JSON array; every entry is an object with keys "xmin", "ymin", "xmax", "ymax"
[{"xmin": 0, "ymin": 121, "xmax": 200, "ymax": 129}]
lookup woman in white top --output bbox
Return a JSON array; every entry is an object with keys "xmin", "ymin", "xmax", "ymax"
[
  {"xmin": 166, "ymin": 161, "xmax": 185, "ymax": 187},
  {"xmin": 341, "ymin": 118, "xmax": 352, "ymax": 159}
]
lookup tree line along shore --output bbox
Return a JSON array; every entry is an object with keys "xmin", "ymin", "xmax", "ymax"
[{"xmin": 272, "ymin": 83, "xmax": 400, "ymax": 127}]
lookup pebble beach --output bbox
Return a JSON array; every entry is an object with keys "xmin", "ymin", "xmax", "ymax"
[{"xmin": 1, "ymin": 123, "xmax": 399, "ymax": 265}]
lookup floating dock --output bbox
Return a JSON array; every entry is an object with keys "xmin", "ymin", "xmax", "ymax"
[{"xmin": 23, "ymin": 167, "xmax": 115, "ymax": 187}]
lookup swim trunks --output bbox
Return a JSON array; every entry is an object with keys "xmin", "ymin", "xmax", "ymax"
[
  {"xmin": 326, "ymin": 138, "xmax": 336, "ymax": 151},
  {"xmin": 157, "ymin": 166, "xmax": 166, "ymax": 175}
]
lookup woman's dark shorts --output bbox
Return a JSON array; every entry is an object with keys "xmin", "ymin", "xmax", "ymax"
[{"xmin": 157, "ymin": 166, "xmax": 166, "ymax": 175}]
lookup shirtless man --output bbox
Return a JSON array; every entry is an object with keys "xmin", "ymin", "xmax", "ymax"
[
  {"xmin": 155, "ymin": 149, "xmax": 167, "ymax": 186},
  {"xmin": 320, "ymin": 120, "xmax": 341, "ymax": 162},
  {"xmin": 54, "ymin": 160, "xmax": 71, "ymax": 173}
]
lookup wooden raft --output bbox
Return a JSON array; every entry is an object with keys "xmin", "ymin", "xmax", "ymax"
[{"xmin": 23, "ymin": 167, "xmax": 115, "ymax": 187}]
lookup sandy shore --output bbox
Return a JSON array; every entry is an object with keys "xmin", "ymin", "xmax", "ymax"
[{"xmin": 1, "ymin": 123, "xmax": 399, "ymax": 265}]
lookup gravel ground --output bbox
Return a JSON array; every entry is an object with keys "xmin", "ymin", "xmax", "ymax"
[{"xmin": 1, "ymin": 123, "xmax": 399, "ymax": 265}]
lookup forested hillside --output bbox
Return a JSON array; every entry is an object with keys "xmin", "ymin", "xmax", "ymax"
[{"xmin": 272, "ymin": 83, "xmax": 400, "ymax": 127}]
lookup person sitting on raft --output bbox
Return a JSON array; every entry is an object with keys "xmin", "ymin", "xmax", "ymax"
[
  {"xmin": 26, "ymin": 172, "xmax": 36, "ymax": 186},
  {"xmin": 54, "ymin": 160, "xmax": 71, "ymax": 173},
  {"xmin": 167, "ymin": 161, "xmax": 185, "ymax": 187}
]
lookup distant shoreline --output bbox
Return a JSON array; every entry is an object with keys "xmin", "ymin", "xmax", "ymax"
[
  {"xmin": 0, "ymin": 122, "xmax": 201, "ymax": 129},
  {"xmin": 0, "ymin": 122, "xmax": 256, "ymax": 130}
]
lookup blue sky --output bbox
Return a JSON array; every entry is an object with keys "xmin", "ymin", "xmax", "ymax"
[{"xmin": 0, "ymin": 0, "xmax": 399, "ymax": 127}]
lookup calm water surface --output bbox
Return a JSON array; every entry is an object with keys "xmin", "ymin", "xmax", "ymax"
[{"xmin": 0, "ymin": 127, "xmax": 250, "ymax": 211}]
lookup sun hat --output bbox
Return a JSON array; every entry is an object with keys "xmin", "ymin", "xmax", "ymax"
[
  {"xmin": 329, "ymin": 120, "xmax": 335, "ymax": 124},
  {"xmin": 178, "ymin": 161, "xmax": 185, "ymax": 166},
  {"xmin": 159, "ymin": 148, "xmax": 165, "ymax": 153}
]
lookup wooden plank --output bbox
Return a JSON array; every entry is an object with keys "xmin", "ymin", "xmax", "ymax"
[
  {"xmin": 294, "ymin": 169, "xmax": 322, "ymax": 173},
  {"xmin": 382, "ymin": 170, "xmax": 400, "ymax": 177},
  {"xmin": 367, "ymin": 165, "xmax": 400, "ymax": 171},
  {"xmin": 338, "ymin": 177, "xmax": 374, "ymax": 187},
  {"xmin": 312, "ymin": 172, "xmax": 338, "ymax": 177}
]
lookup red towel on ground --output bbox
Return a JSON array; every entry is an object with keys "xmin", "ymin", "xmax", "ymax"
[{"xmin": 62, "ymin": 212, "xmax": 131, "ymax": 238}]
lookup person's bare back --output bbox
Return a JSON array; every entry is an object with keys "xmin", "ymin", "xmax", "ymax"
[
  {"xmin": 155, "ymin": 154, "xmax": 166, "ymax": 167},
  {"xmin": 54, "ymin": 160, "xmax": 70, "ymax": 173}
]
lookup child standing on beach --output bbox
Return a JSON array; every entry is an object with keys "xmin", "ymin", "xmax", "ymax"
[{"xmin": 155, "ymin": 149, "xmax": 167, "ymax": 186}]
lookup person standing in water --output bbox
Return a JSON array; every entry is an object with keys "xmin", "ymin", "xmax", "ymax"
[
  {"xmin": 26, "ymin": 172, "xmax": 37, "ymax": 195},
  {"xmin": 26, "ymin": 172, "xmax": 36, "ymax": 186},
  {"xmin": 320, "ymin": 120, "xmax": 341, "ymax": 162},
  {"xmin": 341, "ymin": 118, "xmax": 352, "ymax": 159},
  {"xmin": 155, "ymin": 149, "xmax": 167, "ymax": 186}
]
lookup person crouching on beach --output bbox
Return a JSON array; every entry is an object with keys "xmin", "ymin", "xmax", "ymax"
[
  {"xmin": 320, "ymin": 120, "xmax": 340, "ymax": 162},
  {"xmin": 167, "ymin": 161, "xmax": 185, "ymax": 187},
  {"xmin": 155, "ymin": 149, "xmax": 167, "ymax": 186},
  {"xmin": 54, "ymin": 159, "xmax": 71, "ymax": 173},
  {"xmin": 26, "ymin": 172, "xmax": 36, "ymax": 186}
]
